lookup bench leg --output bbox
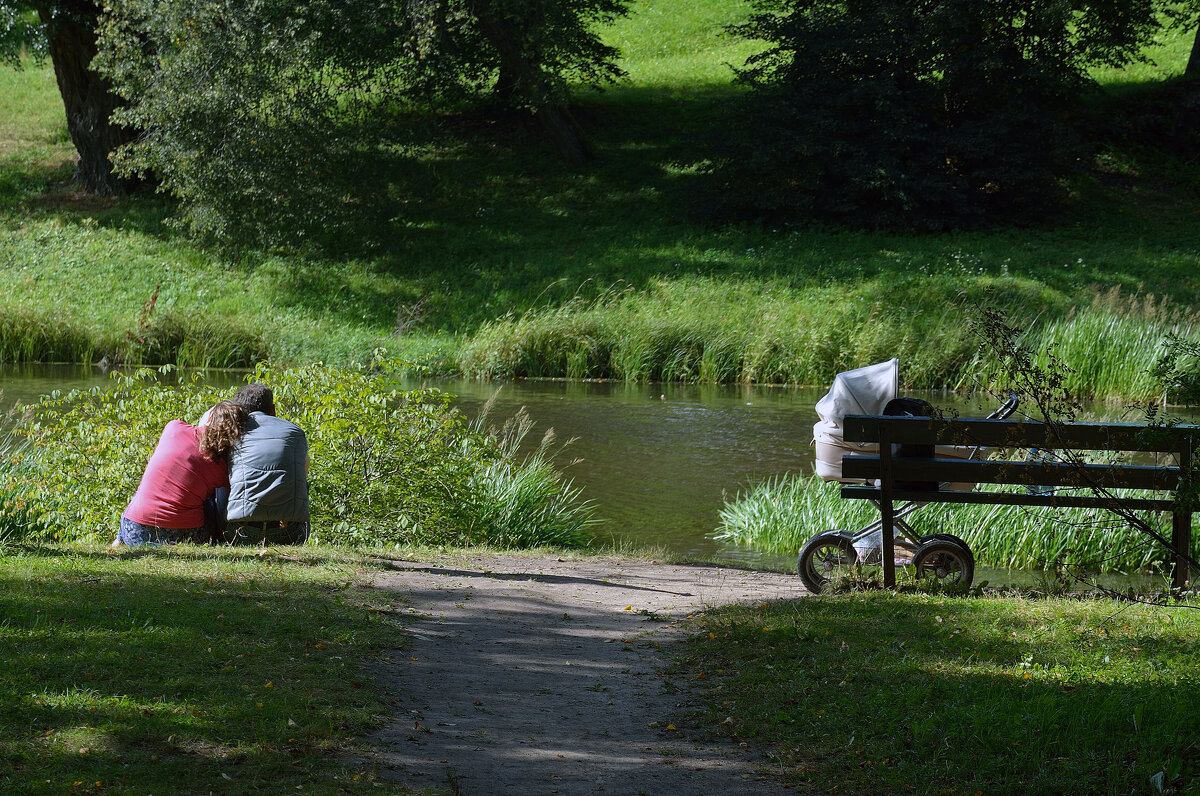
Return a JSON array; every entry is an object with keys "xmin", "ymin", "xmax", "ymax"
[
  {"xmin": 1172, "ymin": 510, "xmax": 1191, "ymax": 590},
  {"xmin": 881, "ymin": 499, "xmax": 896, "ymax": 588}
]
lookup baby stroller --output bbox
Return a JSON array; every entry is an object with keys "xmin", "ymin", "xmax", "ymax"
[{"xmin": 800, "ymin": 358, "xmax": 1019, "ymax": 592}]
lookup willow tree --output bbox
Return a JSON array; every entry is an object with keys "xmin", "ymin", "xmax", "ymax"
[{"xmin": 94, "ymin": 0, "xmax": 628, "ymax": 247}]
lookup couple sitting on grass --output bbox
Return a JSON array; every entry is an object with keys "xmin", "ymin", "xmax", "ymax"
[{"xmin": 111, "ymin": 383, "xmax": 309, "ymax": 549}]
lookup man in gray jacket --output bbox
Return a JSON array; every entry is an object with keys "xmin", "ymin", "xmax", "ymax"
[{"xmin": 207, "ymin": 383, "xmax": 309, "ymax": 545}]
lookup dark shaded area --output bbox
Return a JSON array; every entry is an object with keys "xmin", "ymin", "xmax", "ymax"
[{"xmin": 370, "ymin": 555, "xmax": 800, "ymax": 794}]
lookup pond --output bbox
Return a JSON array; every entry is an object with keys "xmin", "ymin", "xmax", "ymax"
[{"xmin": 0, "ymin": 364, "xmax": 1179, "ymax": 586}]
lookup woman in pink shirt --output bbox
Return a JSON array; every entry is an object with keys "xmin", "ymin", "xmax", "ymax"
[{"xmin": 115, "ymin": 400, "xmax": 248, "ymax": 547}]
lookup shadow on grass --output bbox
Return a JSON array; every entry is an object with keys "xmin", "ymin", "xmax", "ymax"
[
  {"xmin": 4, "ymin": 78, "xmax": 1200, "ymax": 337},
  {"xmin": 0, "ymin": 546, "xmax": 401, "ymax": 794},
  {"xmin": 682, "ymin": 594, "xmax": 1200, "ymax": 794}
]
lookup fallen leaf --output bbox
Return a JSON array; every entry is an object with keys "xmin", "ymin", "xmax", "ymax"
[{"xmin": 623, "ymin": 606, "xmax": 632, "ymax": 612}]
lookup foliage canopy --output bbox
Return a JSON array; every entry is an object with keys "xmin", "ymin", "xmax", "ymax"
[
  {"xmin": 712, "ymin": 0, "xmax": 1181, "ymax": 229},
  {"xmin": 95, "ymin": 0, "xmax": 630, "ymax": 248}
]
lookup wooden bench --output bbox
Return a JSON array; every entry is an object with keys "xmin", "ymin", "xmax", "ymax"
[{"xmin": 839, "ymin": 414, "xmax": 1199, "ymax": 588}]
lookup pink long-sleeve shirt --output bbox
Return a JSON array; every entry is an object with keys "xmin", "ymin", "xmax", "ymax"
[{"xmin": 123, "ymin": 420, "xmax": 230, "ymax": 529}]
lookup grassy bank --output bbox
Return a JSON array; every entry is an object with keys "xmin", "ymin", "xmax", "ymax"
[
  {"xmin": 676, "ymin": 591, "xmax": 1200, "ymax": 795},
  {"xmin": 2, "ymin": 0, "xmax": 1199, "ymax": 397},
  {"xmin": 0, "ymin": 544, "xmax": 407, "ymax": 794}
]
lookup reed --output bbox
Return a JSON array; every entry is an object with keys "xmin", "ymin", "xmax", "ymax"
[
  {"xmin": 457, "ymin": 278, "xmax": 1200, "ymax": 400},
  {"xmin": 0, "ymin": 305, "xmax": 94, "ymax": 364},
  {"xmin": 467, "ymin": 404, "xmax": 599, "ymax": 548},
  {"xmin": 0, "ymin": 428, "xmax": 41, "ymax": 544},
  {"xmin": 457, "ymin": 275, "xmax": 1047, "ymax": 387},
  {"xmin": 960, "ymin": 289, "xmax": 1200, "ymax": 402},
  {"xmin": 716, "ymin": 472, "xmax": 1185, "ymax": 574}
]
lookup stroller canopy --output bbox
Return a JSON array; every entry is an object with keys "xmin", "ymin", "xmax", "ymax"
[{"xmin": 813, "ymin": 358, "xmax": 898, "ymax": 447}]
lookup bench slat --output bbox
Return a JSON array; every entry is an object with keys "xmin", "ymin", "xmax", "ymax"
[
  {"xmin": 842, "ymin": 416, "xmax": 1200, "ymax": 452},
  {"xmin": 840, "ymin": 485, "xmax": 1175, "ymax": 512},
  {"xmin": 841, "ymin": 455, "xmax": 1181, "ymax": 491}
]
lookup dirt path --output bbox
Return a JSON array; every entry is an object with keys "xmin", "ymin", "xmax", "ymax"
[{"xmin": 367, "ymin": 554, "xmax": 809, "ymax": 795}]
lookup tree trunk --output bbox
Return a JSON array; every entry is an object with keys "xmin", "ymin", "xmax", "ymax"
[
  {"xmin": 37, "ymin": 1, "xmax": 134, "ymax": 195},
  {"xmin": 1188, "ymin": 25, "xmax": 1200, "ymax": 79},
  {"xmin": 472, "ymin": 4, "xmax": 595, "ymax": 163}
]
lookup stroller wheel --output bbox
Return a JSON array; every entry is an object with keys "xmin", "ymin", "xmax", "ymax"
[
  {"xmin": 911, "ymin": 538, "xmax": 974, "ymax": 590},
  {"xmin": 798, "ymin": 530, "xmax": 857, "ymax": 593},
  {"xmin": 919, "ymin": 533, "xmax": 975, "ymax": 573}
]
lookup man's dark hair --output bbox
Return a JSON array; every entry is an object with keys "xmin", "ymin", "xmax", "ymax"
[{"xmin": 233, "ymin": 383, "xmax": 276, "ymax": 416}]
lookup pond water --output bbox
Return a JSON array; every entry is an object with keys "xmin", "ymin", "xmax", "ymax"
[{"xmin": 0, "ymin": 365, "xmax": 1179, "ymax": 587}]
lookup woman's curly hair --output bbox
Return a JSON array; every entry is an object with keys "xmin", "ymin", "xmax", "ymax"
[{"xmin": 199, "ymin": 400, "xmax": 248, "ymax": 461}]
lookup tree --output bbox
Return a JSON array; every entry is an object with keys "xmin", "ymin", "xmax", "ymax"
[
  {"xmin": 1, "ymin": 1, "xmax": 135, "ymax": 195},
  {"xmin": 711, "ymin": 0, "xmax": 1171, "ymax": 230},
  {"xmin": 94, "ymin": 0, "xmax": 628, "ymax": 247}
]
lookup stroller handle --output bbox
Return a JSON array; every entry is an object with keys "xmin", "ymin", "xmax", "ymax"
[{"xmin": 987, "ymin": 392, "xmax": 1020, "ymax": 421}]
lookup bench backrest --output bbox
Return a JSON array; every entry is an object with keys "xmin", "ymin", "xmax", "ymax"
[{"xmin": 840, "ymin": 415, "xmax": 1198, "ymax": 493}]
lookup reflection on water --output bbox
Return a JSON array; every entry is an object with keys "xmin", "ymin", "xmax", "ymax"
[
  {"xmin": 0, "ymin": 363, "xmax": 117, "ymax": 409},
  {"xmin": 0, "ymin": 365, "xmax": 1189, "ymax": 584},
  {"xmin": 0, "ymin": 364, "xmax": 246, "ymax": 410}
]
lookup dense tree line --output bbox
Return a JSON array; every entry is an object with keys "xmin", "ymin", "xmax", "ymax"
[
  {"xmin": 3, "ymin": 0, "xmax": 1199, "ymax": 237},
  {"xmin": 710, "ymin": 0, "xmax": 1200, "ymax": 229}
]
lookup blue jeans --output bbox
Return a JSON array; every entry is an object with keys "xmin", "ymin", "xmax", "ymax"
[{"xmin": 118, "ymin": 516, "xmax": 204, "ymax": 546}]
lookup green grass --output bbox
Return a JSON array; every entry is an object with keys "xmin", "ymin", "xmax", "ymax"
[
  {"xmin": 0, "ymin": 544, "xmax": 413, "ymax": 794},
  {"xmin": 0, "ymin": 1, "xmax": 1198, "ymax": 398},
  {"xmin": 675, "ymin": 591, "xmax": 1200, "ymax": 795},
  {"xmin": 716, "ymin": 472, "xmax": 1189, "ymax": 574}
]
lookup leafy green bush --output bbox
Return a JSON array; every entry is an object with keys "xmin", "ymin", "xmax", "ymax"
[{"xmin": 0, "ymin": 359, "xmax": 595, "ymax": 548}]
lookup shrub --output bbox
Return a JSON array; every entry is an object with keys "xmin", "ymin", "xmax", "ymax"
[{"xmin": 0, "ymin": 359, "xmax": 594, "ymax": 549}]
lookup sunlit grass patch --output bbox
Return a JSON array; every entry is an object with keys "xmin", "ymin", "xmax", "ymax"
[{"xmin": 676, "ymin": 591, "xmax": 1200, "ymax": 795}]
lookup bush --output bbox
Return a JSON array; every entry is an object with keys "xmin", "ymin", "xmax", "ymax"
[{"xmin": 0, "ymin": 359, "xmax": 595, "ymax": 548}]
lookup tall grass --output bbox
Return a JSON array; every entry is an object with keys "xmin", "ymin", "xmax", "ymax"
[
  {"xmin": 0, "ymin": 305, "xmax": 95, "ymax": 363},
  {"xmin": 716, "ymin": 472, "xmax": 1186, "ymax": 574},
  {"xmin": 0, "ymin": 426, "xmax": 44, "ymax": 545},
  {"xmin": 456, "ymin": 277, "xmax": 1200, "ymax": 399},
  {"xmin": 961, "ymin": 287, "xmax": 1200, "ymax": 402},
  {"xmin": 466, "ymin": 405, "xmax": 599, "ymax": 548}
]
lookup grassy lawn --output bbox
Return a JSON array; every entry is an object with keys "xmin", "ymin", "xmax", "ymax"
[
  {"xmin": 0, "ymin": 544, "xmax": 412, "ymax": 794},
  {"xmin": 1, "ymin": 0, "xmax": 1198, "ymax": 387},
  {"xmin": 676, "ymin": 591, "xmax": 1200, "ymax": 795}
]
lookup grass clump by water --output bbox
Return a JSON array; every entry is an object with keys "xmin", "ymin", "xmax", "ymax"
[
  {"xmin": 458, "ymin": 274, "xmax": 1062, "ymax": 387},
  {"xmin": 0, "ymin": 544, "xmax": 407, "ymax": 794},
  {"xmin": 0, "ymin": 359, "xmax": 597, "ymax": 550},
  {"xmin": 716, "ymin": 472, "xmax": 1186, "ymax": 575},
  {"xmin": 466, "ymin": 404, "xmax": 598, "ymax": 548},
  {"xmin": 675, "ymin": 591, "xmax": 1200, "ymax": 795}
]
